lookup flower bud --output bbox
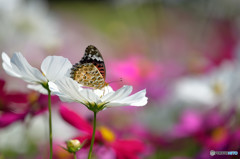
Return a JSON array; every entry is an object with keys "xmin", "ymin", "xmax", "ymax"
[{"xmin": 66, "ymin": 139, "xmax": 81, "ymax": 153}]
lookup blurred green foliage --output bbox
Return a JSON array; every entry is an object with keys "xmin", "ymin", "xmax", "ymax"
[{"xmin": 52, "ymin": 2, "xmax": 161, "ymax": 39}]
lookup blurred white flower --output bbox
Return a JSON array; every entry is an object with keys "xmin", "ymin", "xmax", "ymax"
[
  {"xmin": 49, "ymin": 77, "xmax": 147, "ymax": 112},
  {"xmin": 0, "ymin": 0, "xmax": 60, "ymax": 49},
  {"xmin": 0, "ymin": 109, "xmax": 78, "ymax": 153},
  {"xmin": 173, "ymin": 61, "xmax": 240, "ymax": 109},
  {"xmin": 174, "ymin": 77, "xmax": 217, "ymax": 107},
  {"xmin": 2, "ymin": 52, "xmax": 72, "ymax": 94}
]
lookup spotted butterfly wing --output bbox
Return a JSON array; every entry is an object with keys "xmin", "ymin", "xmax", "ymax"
[
  {"xmin": 70, "ymin": 45, "xmax": 108, "ymax": 89},
  {"xmin": 80, "ymin": 45, "xmax": 106, "ymax": 79}
]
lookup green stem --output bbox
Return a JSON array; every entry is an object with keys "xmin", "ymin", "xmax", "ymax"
[
  {"xmin": 87, "ymin": 112, "xmax": 97, "ymax": 159},
  {"xmin": 74, "ymin": 152, "xmax": 77, "ymax": 159},
  {"xmin": 47, "ymin": 89, "xmax": 53, "ymax": 159}
]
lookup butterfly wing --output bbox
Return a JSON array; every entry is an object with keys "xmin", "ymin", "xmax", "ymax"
[
  {"xmin": 70, "ymin": 45, "xmax": 107, "ymax": 89},
  {"xmin": 79, "ymin": 45, "xmax": 106, "ymax": 80},
  {"xmin": 72, "ymin": 63, "xmax": 105, "ymax": 89}
]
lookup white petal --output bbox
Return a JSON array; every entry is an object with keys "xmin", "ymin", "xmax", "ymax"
[
  {"xmin": 101, "ymin": 85, "xmax": 133, "ymax": 102},
  {"xmin": 2, "ymin": 52, "xmax": 21, "ymax": 77},
  {"xmin": 27, "ymin": 84, "xmax": 48, "ymax": 94},
  {"xmin": 80, "ymin": 89, "xmax": 102, "ymax": 104},
  {"xmin": 93, "ymin": 85, "xmax": 113, "ymax": 97},
  {"xmin": 102, "ymin": 85, "xmax": 114, "ymax": 93},
  {"xmin": 10, "ymin": 52, "xmax": 46, "ymax": 83},
  {"xmin": 173, "ymin": 78, "xmax": 217, "ymax": 106},
  {"xmin": 48, "ymin": 81, "xmax": 75, "ymax": 102},
  {"xmin": 41, "ymin": 56, "xmax": 72, "ymax": 81},
  {"xmin": 106, "ymin": 89, "xmax": 148, "ymax": 107},
  {"xmin": 49, "ymin": 78, "xmax": 100, "ymax": 104},
  {"xmin": 93, "ymin": 89, "xmax": 104, "ymax": 97}
]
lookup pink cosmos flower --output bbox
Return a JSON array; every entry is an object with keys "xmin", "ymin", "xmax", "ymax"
[
  {"xmin": 0, "ymin": 79, "xmax": 59, "ymax": 128},
  {"xmin": 170, "ymin": 110, "xmax": 203, "ymax": 138},
  {"xmin": 170, "ymin": 107, "xmax": 237, "ymax": 151},
  {"xmin": 192, "ymin": 108, "xmax": 236, "ymax": 151},
  {"xmin": 196, "ymin": 126, "xmax": 240, "ymax": 159},
  {"xmin": 60, "ymin": 105, "xmax": 145, "ymax": 159},
  {"xmin": 204, "ymin": 20, "xmax": 236, "ymax": 66},
  {"xmin": 108, "ymin": 55, "xmax": 184, "ymax": 100},
  {"xmin": 0, "ymin": 79, "xmax": 28, "ymax": 127},
  {"xmin": 26, "ymin": 91, "xmax": 59, "ymax": 116},
  {"xmin": 36, "ymin": 142, "xmax": 73, "ymax": 159}
]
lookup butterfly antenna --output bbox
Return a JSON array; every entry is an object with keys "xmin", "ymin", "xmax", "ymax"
[{"xmin": 108, "ymin": 78, "xmax": 123, "ymax": 84}]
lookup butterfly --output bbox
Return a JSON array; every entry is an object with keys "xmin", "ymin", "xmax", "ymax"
[{"xmin": 70, "ymin": 45, "xmax": 108, "ymax": 89}]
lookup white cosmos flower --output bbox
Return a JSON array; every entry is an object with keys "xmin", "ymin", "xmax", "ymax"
[
  {"xmin": 49, "ymin": 77, "xmax": 147, "ymax": 111},
  {"xmin": 172, "ymin": 61, "xmax": 240, "ymax": 109},
  {"xmin": 0, "ymin": 0, "xmax": 60, "ymax": 48},
  {"xmin": 2, "ymin": 52, "xmax": 72, "ymax": 94}
]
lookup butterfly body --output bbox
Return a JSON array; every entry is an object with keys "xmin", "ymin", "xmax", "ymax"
[{"xmin": 70, "ymin": 45, "xmax": 108, "ymax": 89}]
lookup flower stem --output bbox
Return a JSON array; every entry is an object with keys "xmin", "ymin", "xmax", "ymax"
[
  {"xmin": 47, "ymin": 89, "xmax": 53, "ymax": 159},
  {"xmin": 88, "ymin": 112, "xmax": 97, "ymax": 159},
  {"xmin": 74, "ymin": 152, "xmax": 77, "ymax": 159}
]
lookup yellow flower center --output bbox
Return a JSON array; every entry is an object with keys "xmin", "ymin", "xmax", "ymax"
[
  {"xmin": 212, "ymin": 82, "xmax": 223, "ymax": 96},
  {"xmin": 56, "ymin": 149, "xmax": 72, "ymax": 159},
  {"xmin": 99, "ymin": 126, "xmax": 116, "ymax": 142},
  {"xmin": 212, "ymin": 127, "xmax": 227, "ymax": 143},
  {"xmin": 28, "ymin": 91, "xmax": 40, "ymax": 103}
]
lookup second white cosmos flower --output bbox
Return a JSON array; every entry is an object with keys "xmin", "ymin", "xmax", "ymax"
[
  {"xmin": 2, "ymin": 52, "xmax": 72, "ymax": 94},
  {"xmin": 49, "ymin": 77, "xmax": 147, "ymax": 112}
]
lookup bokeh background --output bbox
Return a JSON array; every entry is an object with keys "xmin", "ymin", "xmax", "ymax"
[{"xmin": 1, "ymin": 0, "xmax": 240, "ymax": 158}]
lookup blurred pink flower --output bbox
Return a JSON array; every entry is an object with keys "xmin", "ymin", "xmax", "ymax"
[
  {"xmin": 60, "ymin": 105, "xmax": 145, "ymax": 159},
  {"xmin": 171, "ymin": 110, "xmax": 203, "ymax": 138},
  {"xmin": 166, "ymin": 106, "xmax": 240, "ymax": 153},
  {"xmin": 192, "ymin": 108, "xmax": 234, "ymax": 150},
  {"xmin": 108, "ymin": 55, "xmax": 184, "ymax": 100},
  {"xmin": 0, "ymin": 79, "xmax": 28, "ymax": 127},
  {"xmin": 53, "ymin": 142, "xmax": 74, "ymax": 159},
  {"xmin": 124, "ymin": 123, "xmax": 164, "ymax": 155},
  {"xmin": 196, "ymin": 126, "xmax": 240, "ymax": 159},
  {"xmin": 204, "ymin": 20, "xmax": 236, "ymax": 66},
  {"xmin": 36, "ymin": 142, "xmax": 74, "ymax": 159},
  {"xmin": 0, "ymin": 79, "xmax": 59, "ymax": 128},
  {"xmin": 0, "ymin": 111, "xmax": 27, "ymax": 128},
  {"xmin": 172, "ymin": 107, "xmax": 238, "ymax": 151},
  {"xmin": 26, "ymin": 92, "xmax": 59, "ymax": 116}
]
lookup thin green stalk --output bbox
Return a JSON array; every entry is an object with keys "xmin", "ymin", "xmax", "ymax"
[
  {"xmin": 47, "ymin": 89, "xmax": 53, "ymax": 159},
  {"xmin": 88, "ymin": 112, "xmax": 97, "ymax": 159},
  {"xmin": 74, "ymin": 152, "xmax": 77, "ymax": 159}
]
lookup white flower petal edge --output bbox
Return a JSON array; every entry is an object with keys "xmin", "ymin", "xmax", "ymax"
[
  {"xmin": 2, "ymin": 52, "xmax": 74, "ymax": 93},
  {"xmin": 107, "ymin": 89, "xmax": 147, "ymax": 107},
  {"xmin": 48, "ymin": 81, "xmax": 76, "ymax": 102},
  {"xmin": 49, "ymin": 77, "xmax": 148, "ymax": 108},
  {"xmin": 2, "ymin": 52, "xmax": 46, "ymax": 83},
  {"xmin": 101, "ymin": 85, "xmax": 133, "ymax": 102},
  {"xmin": 2, "ymin": 52, "xmax": 21, "ymax": 78},
  {"xmin": 41, "ymin": 56, "xmax": 72, "ymax": 81},
  {"xmin": 94, "ymin": 86, "xmax": 113, "ymax": 97},
  {"xmin": 49, "ymin": 78, "xmax": 101, "ymax": 104},
  {"xmin": 27, "ymin": 84, "xmax": 48, "ymax": 94},
  {"xmin": 11, "ymin": 53, "xmax": 47, "ymax": 83}
]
